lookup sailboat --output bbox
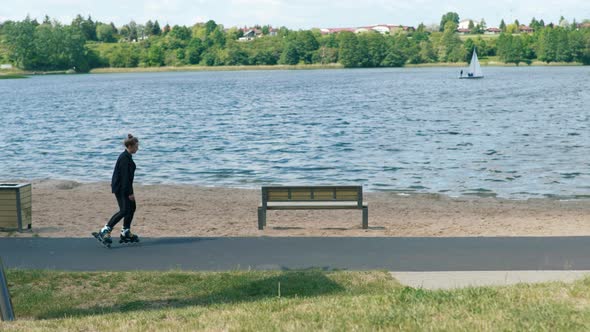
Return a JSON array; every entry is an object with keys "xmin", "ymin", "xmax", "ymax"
[{"xmin": 459, "ymin": 48, "xmax": 483, "ymax": 79}]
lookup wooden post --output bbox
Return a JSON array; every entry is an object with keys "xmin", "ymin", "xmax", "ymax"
[
  {"xmin": 0, "ymin": 257, "xmax": 15, "ymax": 321},
  {"xmin": 258, "ymin": 207, "xmax": 265, "ymax": 230},
  {"xmin": 362, "ymin": 206, "xmax": 368, "ymax": 229}
]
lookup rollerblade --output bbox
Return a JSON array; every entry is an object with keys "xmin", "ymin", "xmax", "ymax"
[
  {"xmin": 92, "ymin": 225, "xmax": 113, "ymax": 248},
  {"xmin": 119, "ymin": 228, "xmax": 140, "ymax": 244}
]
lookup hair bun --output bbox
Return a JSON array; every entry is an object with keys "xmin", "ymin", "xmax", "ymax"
[{"xmin": 128, "ymin": 134, "xmax": 134, "ymax": 139}]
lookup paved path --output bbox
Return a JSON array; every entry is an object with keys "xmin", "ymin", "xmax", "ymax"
[
  {"xmin": 1, "ymin": 236, "xmax": 590, "ymax": 272},
  {"xmin": 390, "ymin": 271, "xmax": 590, "ymax": 289}
]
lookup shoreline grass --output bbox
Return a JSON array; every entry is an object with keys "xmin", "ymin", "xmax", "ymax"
[
  {"xmin": 0, "ymin": 74, "xmax": 28, "ymax": 79},
  {"xmin": 407, "ymin": 58, "xmax": 584, "ymax": 67},
  {"xmin": 2, "ymin": 61, "xmax": 584, "ymax": 76},
  {"xmin": 2, "ymin": 269, "xmax": 590, "ymax": 331},
  {"xmin": 91, "ymin": 61, "xmax": 584, "ymax": 74},
  {"xmin": 90, "ymin": 63, "xmax": 345, "ymax": 74}
]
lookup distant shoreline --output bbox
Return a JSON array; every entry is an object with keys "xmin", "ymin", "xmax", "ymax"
[
  {"xmin": 89, "ymin": 61, "xmax": 584, "ymax": 73},
  {"xmin": 0, "ymin": 61, "xmax": 584, "ymax": 77}
]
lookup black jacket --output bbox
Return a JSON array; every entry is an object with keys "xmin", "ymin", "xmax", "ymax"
[{"xmin": 111, "ymin": 150, "xmax": 136, "ymax": 195}]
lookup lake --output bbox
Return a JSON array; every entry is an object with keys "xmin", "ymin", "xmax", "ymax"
[{"xmin": 1, "ymin": 66, "xmax": 589, "ymax": 199}]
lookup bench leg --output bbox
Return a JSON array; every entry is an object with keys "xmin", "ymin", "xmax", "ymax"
[
  {"xmin": 362, "ymin": 207, "xmax": 368, "ymax": 229},
  {"xmin": 258, "ymin": 207, "xmax": 266, "ymax": 230}
]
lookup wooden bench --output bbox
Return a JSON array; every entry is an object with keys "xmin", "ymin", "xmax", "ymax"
[{"xmin": 258, "ymin": 186, "xmax": 368, "ymax": 230}]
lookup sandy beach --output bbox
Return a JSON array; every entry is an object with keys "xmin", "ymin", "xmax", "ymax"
[{"xmin": 1, "ymin": 179, "xmax": 589, "ymax": 238}]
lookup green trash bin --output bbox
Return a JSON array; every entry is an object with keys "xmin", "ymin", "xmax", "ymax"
[{"xmin": 0, "ymin": 183, "xmax": 32, "ymax": 232}]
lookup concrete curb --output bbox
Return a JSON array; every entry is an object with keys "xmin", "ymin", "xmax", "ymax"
[{"xmin": 390, "ymin": 271, "xmax": 590, "ymax": 290}]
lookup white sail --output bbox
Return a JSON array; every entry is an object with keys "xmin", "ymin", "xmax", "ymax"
[{"xmin": 467, "ymin": 48, "xmax": 483, "ymax": 78}]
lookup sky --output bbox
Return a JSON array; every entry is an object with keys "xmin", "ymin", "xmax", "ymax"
[{"xmin": 0, "ymin": 0, "xmax": 588, "ymax": 30}]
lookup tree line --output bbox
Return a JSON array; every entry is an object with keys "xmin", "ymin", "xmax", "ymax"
[{"xmin": 1, "ymin": 13, "xmax": 590, "ymax": 72}]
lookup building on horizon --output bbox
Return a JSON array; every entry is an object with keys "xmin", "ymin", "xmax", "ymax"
[{"xmin": 320, "ymin": 24, "xmax": 414, "ymax": 35}]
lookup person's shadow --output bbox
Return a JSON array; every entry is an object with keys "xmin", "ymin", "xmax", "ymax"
[{"xmin": 35, "ymin": 270, "xmax": 345, "ymax": 320}]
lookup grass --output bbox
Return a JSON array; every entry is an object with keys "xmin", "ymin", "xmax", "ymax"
[
  {"xmin": 407, "ymin": 56, "xmax": 585, "ymax": 68},
  {"xmin": 2, "ymin": 60, "xmax": 584, "ymax": 76},
  {"xmin": 459, "ymin": 34, "xmax": 502, "ymax": 41},
  {"xmin": 90, "ymin": 63, "xmax": 344, "ymax": 74},
  {"xmin": 2, "ymin": 270, "xmax": 590, "ymax": 331},
  {"xmin": 0, "ymin": 74, "xmax": 28, "ymax": 79},
  {"xmin": 92, "ymin": 60, "xmax": 585, "ymax": 74}
]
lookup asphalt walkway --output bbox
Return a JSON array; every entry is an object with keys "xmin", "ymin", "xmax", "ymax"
[{"xmin": 2, "ymin": 236, "xmax": 590, "ymax": 271}]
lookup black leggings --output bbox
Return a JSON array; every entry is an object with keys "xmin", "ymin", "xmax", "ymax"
[{"xmin": 107, "ymin": 192, "xmax": 136, "ymax": 229}]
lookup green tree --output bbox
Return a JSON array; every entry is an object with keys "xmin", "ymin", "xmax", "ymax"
[
  {"xmin": 96, "ymin": 23, "xmax": 116, "ymax": 42},
  {"xmin": 570, "ymin": 30, "xmax": 586, "ymax": 62},
  {"xmin": 104, "ymin": 44, "xmax": 138, "ymax": 67},
  {"xmin": 295, "ymin": 30, "xmax": 319, "ymax": 64},
  {"xmin": 152, "ymin": 21, "xmax": 161, "ymax": 36},
  {"xmin": 354, "ymin": 34, "xmax": 370, "ymax": 67},
  {"xmin": 337, "ymin": 31, "xmax": 360, "ymax": 67},
  {"xmin": 279, "ymin": 41, "xmax": 299, "ymax": 65},
  {"xmin": 418, "ymin": 40, "xmax": 438, "ymax": 63},
  {"xmin": 382, "ymin": 42, "xmax": 407, "ymax": 67},
  {"xmin": 500, "ymin": 19, "xmax": 506, "ymax": 32},
  {"xmin": 191, "ymin": 23, "xmax": 207, "ymax": 40},
  {"xmin": 145, "ymin": 20, "xmax": 154, "ymax": 36},
  {"xmin": 506, "ymin": 24, "xmax": 519, "ymax": 34},
  {"xmin": 468, "ymin": 20, "xmax": 475, "ymax": 33},
  {"xmin": 163, "ymin": 24, "xmax": 171, "ymax": 35},
  {"xmin": 147, "ymin": 42, "xmax": 165, "ymax": 66},
  {"xmin": 3, "ymin": 17, "xmax": 37, "ymax": 69},
  {"xmin": 128, "ymin": 21, "xmax": 138, "ymax": 41},
  {"xmin": 312, "ymin": 46, "xmax": 338, "ymax": 64},
  {"xmin": 536, "ymin": 27, "xmax": 556, "ymax": 63},
  {"xmin": 530, "ymin": 18, "xmax": 541, "ymax": 31},
  {"xmin": 383, "ymin": 34, "xmax": 409, "ymax": 67},
  {"xmin": 185, "ymin": 38, "xmax": 204, "ymax": 64},
  {"xmin": 536, "ymin": 27, "xmax": 575, "ymax": 63},
  {"xmin": 32, "ymin": 21, "xmax": 56, "ymax": 69},
  {"xmin": 497, "ymin": 33, "xmax": 533, "ymax": 65},
  {"xmin": 556, "ymin": 28, "xmax": 572, "ymax": 61},
  {"xmin": 479, "ymin": 19, "xmax": 487, "ymax": 32},
  {"xmin": 224, "ymin": 41, "xmax": 249, "ymax": 65},
  {"xmin": 226, "ymin": 27, "xmax": 243, "ymax": 40},
  {"xmin": 463, "ymin": 38, "xmax": 475, "ymax": 61},
  {"xmin": 439, "ymin": 12, "xmax": 460, "ymax": 32},
  {"xmin": 205, "ymin": 20, "xmax": 217, "ymax": 35},
  {"xmin": 437, "ymin": 21, "xmax": 464, "ymax": 62},
  {"xmin": 31, "ymin": 22, "xmax": 90, "ymax": 71},
  {"xmin": 119, "ymin": 25, "xmax": 130, "ymax": 40},
  {"xmin": 168, "ymin": 25, "xmax": 191, "ymax": 41},
  {"xmin": 578, "ymin": 30, "xmax": 590, "ymax": 64},
  {"xmin": 207, "ymin": 26, "xmax": 226, "ymax": 48},
  {"xmin": 416, "ymin": 23, "xmax": 426, "ymax": 33}
]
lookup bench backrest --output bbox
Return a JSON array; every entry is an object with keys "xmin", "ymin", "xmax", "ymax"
[{"xmin": 261, "ymin": 186, "xmax": 363, "ymax": 208}]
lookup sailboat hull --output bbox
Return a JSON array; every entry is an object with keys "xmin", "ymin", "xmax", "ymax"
[{"xmin": 459, "ymin": 76, "xmax": 483, "ymax": 79}]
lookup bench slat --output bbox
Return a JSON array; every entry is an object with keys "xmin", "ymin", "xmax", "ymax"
[
  {"xmin": 268, "ymin": 190, "xmax": 289, "ymax": 201},
  {"xmin": 265, "ymin": 187, "xmax": 361, "ymax": 202},
  {"xmin": 291, "ymin": 189, "xmax": 312, "ymax": 200},
  {"xmin": 313, "ymin": 189, "xmax": 335, "ymax": 200},
  {"xmin": 265, "ymin": 201, "xmax": 367, "ymax": 210}
]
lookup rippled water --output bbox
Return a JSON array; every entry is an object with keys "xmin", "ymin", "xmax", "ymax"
[{"xmin": 1, "ymin": 67, "xmax": 590, "ymax": 199}]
